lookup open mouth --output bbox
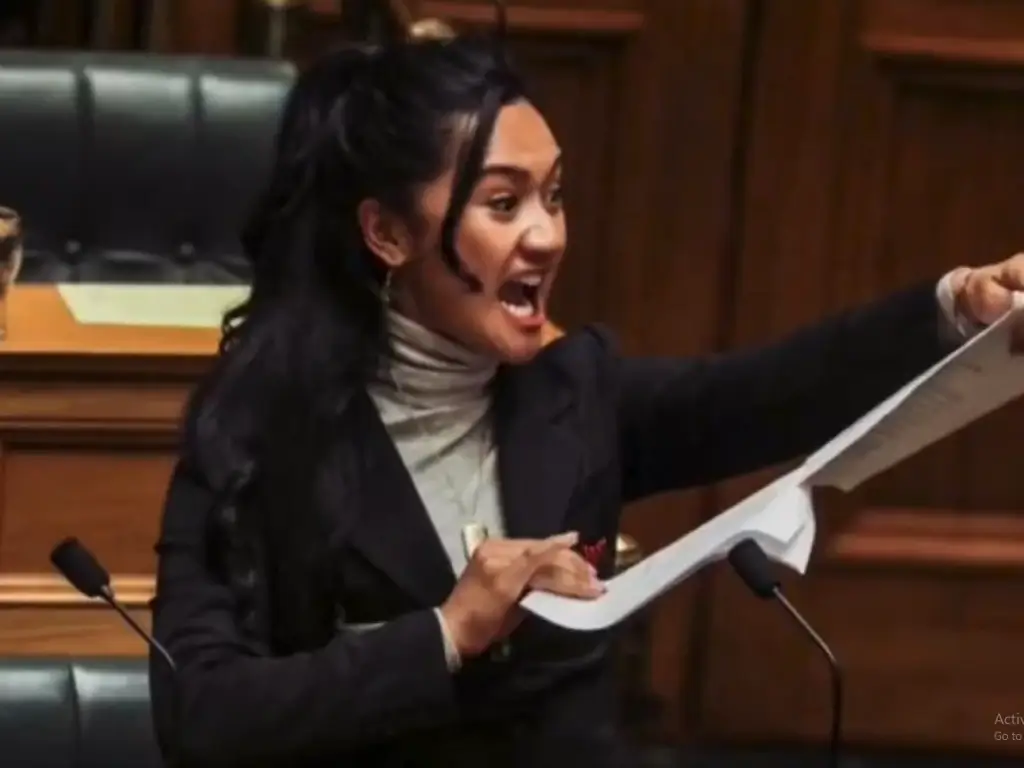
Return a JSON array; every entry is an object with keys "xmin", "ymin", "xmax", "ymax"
[{"xmin": 498, "ymin": 273, "xmax": 543, "ymax": 319}]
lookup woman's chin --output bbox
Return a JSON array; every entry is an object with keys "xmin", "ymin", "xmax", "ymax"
[
  {"xmin": 488, "ymin": 325, "xmax": 546, "ymax": 365},
  {"xmin": 499, "ymin": 342, "xmax": 544, "ymax": 365},
  {"xmin": 458, "ymin": 306, "xmax": 549, "ymax": 363}
]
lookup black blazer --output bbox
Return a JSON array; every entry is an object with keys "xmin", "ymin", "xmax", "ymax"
[{"xmin": 150, "ymin": 281, "xmax": 954, "ymax": 768}]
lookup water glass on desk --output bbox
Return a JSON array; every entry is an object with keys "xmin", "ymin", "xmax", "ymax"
[{"xmin": 0, "ymin": 206, "xmax": 23, "ymax": 341}]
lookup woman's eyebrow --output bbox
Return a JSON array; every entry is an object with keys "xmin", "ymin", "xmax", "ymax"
[{"xmin": 479, "ymin": 154, "xmax": 562, "ymax": 182}]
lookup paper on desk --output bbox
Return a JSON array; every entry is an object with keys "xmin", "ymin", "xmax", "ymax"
[
  {"xmin": 521, "ymin": 302, "xmax": 1024, "ymax": 631},
  {"xmin": 57, "ymin": 283, "xmax": 250, "ymax": 329}
]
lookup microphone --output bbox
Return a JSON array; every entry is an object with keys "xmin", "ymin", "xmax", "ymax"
[
  {"xmin": 50, "ymin": 536, "xmax": 180, "ymax": 766},
  {"xmin": 727, "ymin": 538, "xmax": 843, "ymax": 768},
  {"xmin": 49, "ymin": 536, "xmax": 177, "ymax": 674}
]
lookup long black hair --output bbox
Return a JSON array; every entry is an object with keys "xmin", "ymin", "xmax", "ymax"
[{"xmin": 180, "ymin": 5, "xmax": 524, "ymax": 647}]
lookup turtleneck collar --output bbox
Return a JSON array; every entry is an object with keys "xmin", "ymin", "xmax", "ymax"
[{"xmin": 374, "ymin": 309, "xmax": 498, "ymax": 406}]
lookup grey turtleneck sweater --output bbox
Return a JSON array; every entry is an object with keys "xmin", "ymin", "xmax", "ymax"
[{"xmin": 366, "ymin": 309, "xmax": 508, "ymax": 669}]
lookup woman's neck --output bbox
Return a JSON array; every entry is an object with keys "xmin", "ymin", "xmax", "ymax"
[{"xmin": 375, "ymin": 309, "xmax": 497, "ymax": 405}]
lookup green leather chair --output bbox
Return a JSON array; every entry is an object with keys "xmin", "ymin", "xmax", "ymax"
[{"xmin": 0, "ymin": 658, "xmax": 159, "ymax": 768}]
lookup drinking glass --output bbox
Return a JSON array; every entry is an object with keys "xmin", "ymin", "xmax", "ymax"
[{"xmin": 0, "ymin": 206, "xmax": 24, "ymax": 341}]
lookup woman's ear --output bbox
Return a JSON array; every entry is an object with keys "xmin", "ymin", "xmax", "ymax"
[{"xmin": 358, "ymin": 198, "xmax": 412, "ymax": 270}]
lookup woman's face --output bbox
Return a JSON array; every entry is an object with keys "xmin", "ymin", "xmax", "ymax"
[{"xmin": 367, "ymin": 100, "xmax": 567, "ymax": 363}]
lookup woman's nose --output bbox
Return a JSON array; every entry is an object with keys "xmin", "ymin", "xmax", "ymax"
[{"xmin": 520, "ymin": 216, "xmax": 564, "ymax": 255}]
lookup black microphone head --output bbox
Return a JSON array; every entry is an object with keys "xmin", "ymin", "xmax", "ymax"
[
  {"xmin": 50, "ymin": 537, "xmax": 111, "ymax": 599},
  {"xmin": 728, "ymin": 538, "xmax": 781, "ymax": 599}
]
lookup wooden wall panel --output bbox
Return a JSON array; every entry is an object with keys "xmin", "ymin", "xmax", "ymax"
[
  {"xmin": 170, "ymin": 0, "xmax": 240, "ymax": 54},
  {"xmin": 0, "ymin": 370, "xmax": 192, "ymax": 656},
  {"xmin": 0, "ymin": 448, "xmax": 171, "ymax": 573},
  {"xmin": 698, "ymin": 0, "xmax": 1024, "ymax": 756}
]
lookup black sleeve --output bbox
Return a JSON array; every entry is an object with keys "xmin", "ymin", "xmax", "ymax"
[
  {"xmin": 610, "ymin": 281, "xmax": 956, "ymax": 503},
  {"xmin": 149, "ymin": 463, "xmax": 459, "ymax": 767}
]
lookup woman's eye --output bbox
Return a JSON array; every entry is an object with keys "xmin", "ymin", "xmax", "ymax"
[
  {"xmin": 548, "ymin": 185, "xmax": 564, "ymax": 206},
  {"xmin": 487, "ymin": 195, "xmax": 519, "ymax": 214}
]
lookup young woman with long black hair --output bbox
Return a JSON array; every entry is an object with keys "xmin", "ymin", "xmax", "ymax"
[{"xmin": 149, "ymin": 5, "xmax": 1024, "ymax": 767}]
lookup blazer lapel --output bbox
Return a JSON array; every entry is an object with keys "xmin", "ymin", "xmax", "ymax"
[
  {"xmin": 495, "ymin": 353, "xmax": 584, "ymax": 540},
  {"xmin": 335, "ymin": 348, "xmax": 587, "ymax": 609},
  {"xmin": 344, "ymin": 392, "xmax": 457, "ymax": 608}
]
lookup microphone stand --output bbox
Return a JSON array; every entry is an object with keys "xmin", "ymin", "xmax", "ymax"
[
  {"xmin": 99, "ymin": 584, "xmax": 178, "ymax": 674},
  {"xmin": 727, "ymin": 538, "xmax": 843, "ymax": 768},
  {"xmin": 51, "ymin": 539, "xmax": 180, "ymax": 767},
  {"xmin": 772, "ymin": 588, "xmax": 842, "ymax": 767}
]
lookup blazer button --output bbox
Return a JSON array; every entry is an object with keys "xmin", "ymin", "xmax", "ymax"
[{"xmin": 64, "ymin": 239, "xmax": 80, "ymax": 255}]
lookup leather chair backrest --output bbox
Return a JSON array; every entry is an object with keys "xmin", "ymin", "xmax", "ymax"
[
  {"xmin": 0, "ymin": 658, "xmax": 157, "ymax": 768},
  {"xmin": 0, "ymin": 51, "xmax": 295, "ymax": 284}
]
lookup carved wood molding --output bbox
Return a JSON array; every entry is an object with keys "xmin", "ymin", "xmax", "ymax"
[
  {"xmin": 859, "ymin": 0, "xmax": 1024, "ymax": 68},
  {"xmin": 0, "ymin": 382, "xmax": 190, "ymax": 446},
  {"xmin": 420, "ymin": 2, "xmax": 644, "ymax": 36},
  {"xmin": 825, "ymin": 507, "xmax": 1024, "ymax": 569},
  {"xmin": 0, "ymin": 574, "xmax": 154, "ymax": 607},
  {"xmin": 2, "ymin": 353, "xmax": 213, "ymax": 380},
  {"xmin": 861, "ymin": 33, "xmax": 1024, "ymax": 68},
  {"xmin": 0, "ymin": 383, "xmax": 188, "ymax": 429}
]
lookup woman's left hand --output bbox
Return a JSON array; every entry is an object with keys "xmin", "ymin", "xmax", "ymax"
[
  {"xmin": 530, "ymin": 547, "xmax": 606, "ymax": 599},
  {"xmin": 471, "ymin": 537, "xmax": 604, "ymax": 599},
  {"xmin": 951, "ymin": 253, "xmax": 1024, "ymax": 325}
]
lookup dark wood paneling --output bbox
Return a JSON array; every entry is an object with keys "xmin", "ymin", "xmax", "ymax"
[
  {"xmin": 699, "ymin": 0, "xmax": 1024, "ymax": 756},
  {"xmin": 170, "ymin": 0, "xmax": 240, "ymax": 53}
]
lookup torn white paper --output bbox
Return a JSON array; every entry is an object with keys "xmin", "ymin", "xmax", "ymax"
[{"xmin": 520, "ymin": 302, "xmax": 1024, "ymax": 631}]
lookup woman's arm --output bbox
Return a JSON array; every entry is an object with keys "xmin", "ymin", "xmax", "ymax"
[
  {"xmin": 612, "ymin": 280, "xmax": 956, "ymax": 503},
  {"xmin": 150, "ymin": 463, "xmax": 458, "ymax": 767}
]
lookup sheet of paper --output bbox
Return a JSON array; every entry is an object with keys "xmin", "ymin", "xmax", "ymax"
[
  {"xmin": 521, "ymin": 474, "xmax": 816, "ymax": 631},
  {"xmin": 808, "ymin": 299, "xmax": 1024, "ymax": 489},
  {"xmin": 57, "ymin": 283, "xmax": 250, "ymax": 329},
  {"xmin": 521, "ymin": 302, "xmax": 1024, "ymax": 631}
]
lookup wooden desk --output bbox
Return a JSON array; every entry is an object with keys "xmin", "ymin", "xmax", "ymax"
[{"xmin": 0, "ymin": 286, "xmax": 219, "ymax": 655}]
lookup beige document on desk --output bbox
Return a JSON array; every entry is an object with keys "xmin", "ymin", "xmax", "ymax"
[
  {"xmin": 57, "ymin": 284, "xmax": 249, "ymax": 328},
  {"xmin": 521, "ymin": 301, "xmax": 1024, "ymax": 631}
]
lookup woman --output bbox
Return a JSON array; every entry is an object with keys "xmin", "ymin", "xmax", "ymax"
[{"xmin": 150, "ymin": 13, "xmax": 1024, "ymax": 768}]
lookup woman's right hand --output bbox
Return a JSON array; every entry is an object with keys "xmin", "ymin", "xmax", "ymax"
[{"xmin": 439, "ymin": 531, "xmax": 602, "ymax": 658}]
